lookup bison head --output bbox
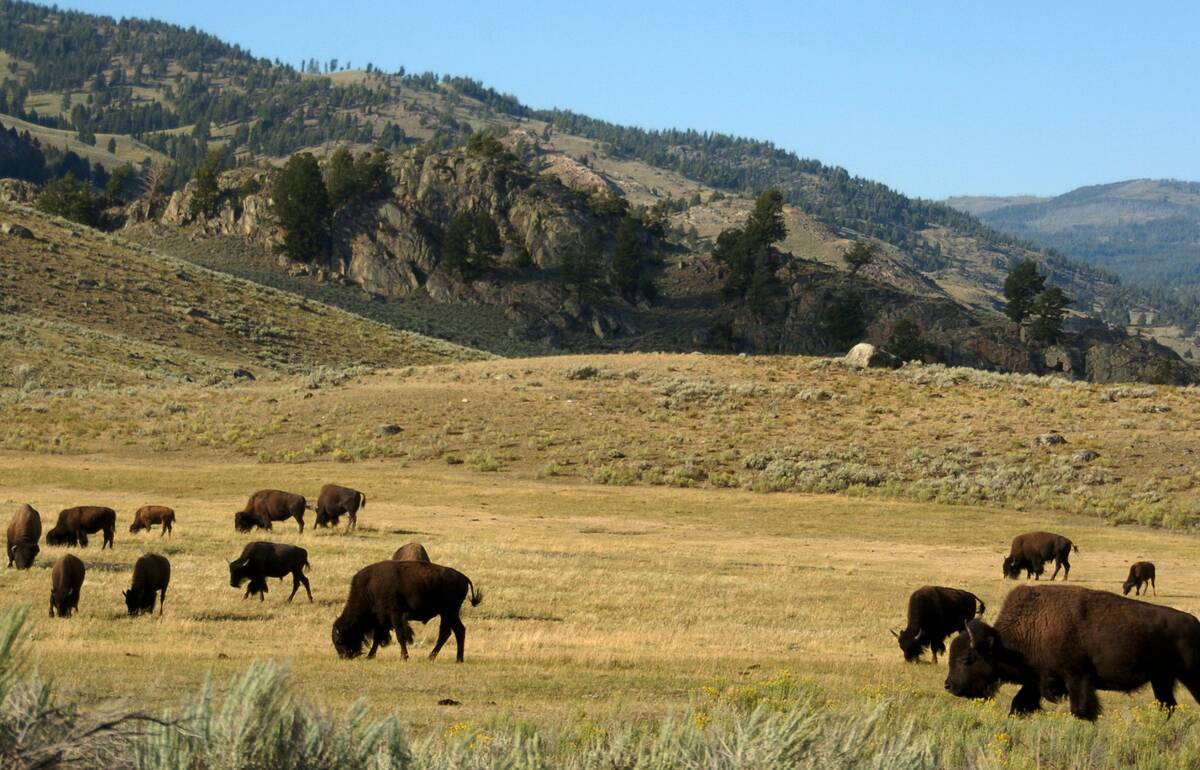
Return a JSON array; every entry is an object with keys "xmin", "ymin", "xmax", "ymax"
[
  {"xmin": 893, "ymin": 627, "xmax": 925, "ymax": 663},
  {"xmin": 945, "ymin": 620, "xmax": 1003, "ymax": 699},
  {"xmin": 229, "ymin": 558, "xmax": 250, "ymax": 588},
  {"xmin": 129, "ymin": 521, "xmax": 145, "ymax": 534},
  {"xmin": 1001, "ymin": 556, "xmax": 1025, "ymax": 579},
  {"xmin": 44, "ymin": 527, "xmax": 71, "ymax": 547},
  {"xmin": 9, "ymin": 542, "xmax": 38, "ymax": 569},
  {"xmin": 1121, "ymin": 579, "xmax": 1136, "ymax": 596},
  {"xmin": 124, "ymin": 588, "xmax": 153, "ymax": 616},
  {"xmin": 331, "ymin": 617, "xmax": 364, "ymax": 659},
  {"xmin": 49, "ymin": 588, "xmax": 73, "ymax": 618}
]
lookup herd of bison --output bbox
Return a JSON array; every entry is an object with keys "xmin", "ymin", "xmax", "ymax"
[
  {"xmin": 5, "ymin": 480, "xmax": 1200, "ymax": 722},
  {"xmin": 5, "ymin": 484, "xmax": 482, "ymax": 662}
]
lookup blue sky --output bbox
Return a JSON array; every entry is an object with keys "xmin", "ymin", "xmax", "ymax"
[{"xmin": 49, "ymin": 0, "xmax": 1200, "ymax": 199}]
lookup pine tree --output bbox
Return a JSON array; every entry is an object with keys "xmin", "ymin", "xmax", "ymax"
[
  {"xmin": 1003, "ymin": 259, "xmax": 1046, "ymax": 324},
  {"xmin": 1028, "ymin": 286, "xmax": 1072, "ymax": 343},
  {"xmin": 609, "ymin": 215, "xmax": 658, "ymax": 301},
  {"xmin": 187, "ymin": 148, "xmax": 223, "ymax": 219},
  {"xmin": 272, "ymin": 153, "xmax": 331, "ymax": 262},
  {"xmin": 842, "ymin": 241, "xmax": 875, "ymax": 276}
]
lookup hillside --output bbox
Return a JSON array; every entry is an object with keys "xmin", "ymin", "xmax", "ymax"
[
  {"xmin": 947, "ymin": 180, "xmax": 1200, "ymax": 285},
  {"xmin": 0, "ymin": 201, "xmax": 485, "ymax": 389},
  {"xmin": 0, "ymin": 1, "xmax": 1192, "ymax": 381}
]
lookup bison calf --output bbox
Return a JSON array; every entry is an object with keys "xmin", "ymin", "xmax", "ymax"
[
  {"xmin": 49, "ymin": 554, "xmax": 85, "ymax": 618},
  {"xmin": 229, "ymin": 542, "xmax": 312, "ymax": 602},
  {"xmin": 391, "ymin": 542, "xmax": 430, "ymax": 562},
  {"xmin": 7, "ymin": 503, "xmax": 41, "ymax": 569},
  {"xmin": 315, "ymin": 484, "xmax": 366, "ymax": 530},
  {"xmin": 129, "ymin": 505, "xmax": 175, "ymax": 536},
  {"xmin": 892, "ymin": 586, "xmax": 985, "ymax": 663},
  {"xmin": 46, "ymin": 506, "xmax": 116, "ymax": 549},
  {"xmin": 234, "ymin": 490, "xmax": 306, "ymax": 533},
  {"xmin": 332, "ymin": 560, "xmax": 482, "ymax": 662},
  {"xmin": 1002, "ymin": 531, "xmax": 1077, "ymax": 581},
  {"xmin": 1123, "ymin": 561, "xmax": 1157, "ymax": 596},
  {"xmin": 125, "ymin": 554, "xmax": 171, "ymax": 616},
  {"xmin": 945, "ymin": 584, "xmax": 1200, "ymax": 720}
]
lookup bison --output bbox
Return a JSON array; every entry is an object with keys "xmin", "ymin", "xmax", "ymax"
[
  {"xmin": 392, "ymin": 542, "xmax": 430, "ymax": 562},
  {"xmin": 314, "ymin": 484, "xmax": 366, "ymax": 530},
  {"xmin": 945, "ymin": 584, "xmax": 1200, "ymax": 720},
  {"xmin": 229, "ymin": 541, "xmax": 312, "ymax": 602},
  {"xmin": 1002, "ymin": 531, "xmax": 1077, "ymax": 581},
  {"xmin": 234, "ymin": 490, "xmax": 306, "ymax": 533},
  {"xmin": 49, "ymin": 554, "xmax": 85, "ymax": 618},
  {"xmin": 129, "ymin": 505, "xmax": 175, "ymax": 536},
  {"xmin": 45, "ymin": 506, "xmax": 116, "ymax": 549},
  {"xmin": 892, "ymin": 586, "xmax": 985, "ymax": 663},
  {"xmin": 124, "ymin": 553, "xmax": 170, "ymax": 616},
  {"xmin": 331, "ymin": 560, "xmax": 482, "ymax": 662},
  {"xmin": 7, "ymin": 503, "xmax": 41, "ymax": 569},
  {"xmin": 1123, "ymin": 561, "xmax": 1157, "ymax": 596}
]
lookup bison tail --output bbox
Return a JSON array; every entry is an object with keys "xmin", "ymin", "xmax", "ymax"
[
  {"xmin": 303, "ymin": 559, "xmax": 311, "ymax": 574},
  {"xmin": 1073, "ymin": 544, "xmax": 1080, "ymax": 554},
  {"xmin": 976, "ymin": 597, "xmax": 986, "ymax": 617},
  {"xmin": 467, "ymin": 580, "xmax": 484, "ymax": 607},
  {"xmin": 359, "ymin": 492, "xmax": 366, "ymax": 510}
]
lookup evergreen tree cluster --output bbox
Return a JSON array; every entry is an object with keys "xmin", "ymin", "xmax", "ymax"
[
  {"xmin": 711, "ymin": 189, "xmax": 787, "ymax": 315},
  {"xmin": 1003, "ymin": 259, "xmax": 1072, "ymax": 344}
]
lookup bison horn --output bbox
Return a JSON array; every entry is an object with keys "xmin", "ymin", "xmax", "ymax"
[
  {"xmin": 965, "ymin": 623, "xmax": 977, "ymax": 647},
  {"xmin": 889, "ymin": 628, "xmax": 900, "ymax": 639}
]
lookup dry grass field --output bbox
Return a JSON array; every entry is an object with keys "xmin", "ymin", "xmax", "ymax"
[{"xmin": 4, "ymin": 353, "xmax": 1200, "ymax": 766}]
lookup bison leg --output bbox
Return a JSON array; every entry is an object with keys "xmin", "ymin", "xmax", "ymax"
[
  {"xmin": 430, "ymin": 617, "xmax": 453, "ymax": 660},
  {"xmin": 1066, "ymin": 673, "xmax": 1101, "ymax": 721},
  {"xmin": 296, "ymin": 514, "xmax": 304, "ymax": 534},
  {"xmin": 389, "ymin": 612, "xmax": 410, "ymax": 660},
  {"xmin": 452, "ymin": 617, "xmax": 466, "ymax": 663},
  {"xmin": 78, "ymin": 532, "xmax": 88, "ymax": 548},
  {"xmin": 348, "ymin": 513, "xmax": 357, "ymax": 531},
  {"xmin": 1009, "ymin": 682, "xmax": 1043, "ymax": 716},
  {"xmin": 103, "ymin": 528, "xmax": 114, "ymax": 549},
  {"xmin": 1151, "ymin": 577, "xmax": 1157, "ymax": 596},
  {"xmin": 243, "ymin": 586, "xmax": 251, "ymax": 600},
  {"xmin": 1151, "ymin": 677, "xmax": 1178, "ymax": 713},
  {"xmin": 158, "ymin": 587, "xmax": 167, "ymax": 616}
]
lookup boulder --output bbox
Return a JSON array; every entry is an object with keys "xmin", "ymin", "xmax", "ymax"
[
  {"xmin": 1, "ymin": 222, "xmax": 34, "ymax": 239},
  {"xmin": 1034, "ymin": 432, "xmax": 1067, "ymax": 447},
  {"xmin": 1073, "ymin": 449, "xmax": 1099, "ymax": 463},
  {"xmin": 843, "ymin": 343, "xmax": 899, "ymax": 369},
  {"xmin": 373, "ymin": 424, "xmax": 403, "ymax": 436}
]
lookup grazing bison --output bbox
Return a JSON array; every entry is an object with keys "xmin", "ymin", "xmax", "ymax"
[
  {"xmin": 45, "ymin": 506, "xmax": 116, "ymax": 549},
  {"xmin": 229, "ymin": 541, "xmax": 312, "ymax": 602},
  {"xmin": 392, "ymin": 542, "xmax": 430, "ymax": 562},
  {"xmin": 234, "ymin": 490, "xmax": 306, "ymax": 533},
  {"xmin": 129, "ymin": 505, "xmax": 175, "ymax": 536},
  {"xmin": 314, "ymin": 484, "xmax": 366, "ymax": 530},
  {"xmin": 124, "ymin": 554, "xmax": 170, "ymax": 616},
  {"xmin": 331, "ymin": 560, "xmax": 482, "ymax": 662},
  {"xmin": 892, "ymin": 586, "xmax": 985, "ymax": 663},
  {"xmin": 7, "ymin": 503, "xmax": 41, "ymax": 569},
  {"xmin": 1123, "ymin": 562, "xmax": 1157, "ymax": 596},
  {"xmin": 1002, "ymin": 531, "xmax": 1077, "ymax": 581},
  {"xmin": 49, "ymin": 554, "xmax": 85, "ymax": 618},
  {"xmin": 945, "ymin": 585, "xmax": 1200, "ymax": 720}
]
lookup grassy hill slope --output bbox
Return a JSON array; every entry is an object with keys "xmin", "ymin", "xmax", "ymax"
[{"xmin": 0, "ymin": 202, "xmax": 485, "ymax": 389}]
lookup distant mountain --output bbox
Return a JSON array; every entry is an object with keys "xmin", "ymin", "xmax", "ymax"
[{"xmin": 946, "ymin": 180, "xmax": 1200, "ymax": 285}]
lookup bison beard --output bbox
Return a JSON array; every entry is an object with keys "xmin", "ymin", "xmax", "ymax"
[{"xmin": 945, "ymin": 585, "xmax": 1200, "ymax": 720}]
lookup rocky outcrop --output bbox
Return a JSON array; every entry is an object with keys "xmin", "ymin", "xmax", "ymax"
[{"xmin": 844, "ymin": 343, "xmax": 898, "ymax": 369}]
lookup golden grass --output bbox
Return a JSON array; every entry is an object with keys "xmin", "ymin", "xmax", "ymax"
[{"xmin": 0, "ymin": 448, "xmax": 1197, "ymax": 744}]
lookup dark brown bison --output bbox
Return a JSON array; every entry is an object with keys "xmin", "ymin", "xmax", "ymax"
[
  {"xmin": 7, "ymin": 503, "xmax": 41, "ymax": 569},
  {"xmin": 314, "ymin": 484, "xmax": 366, "ymax": 530},
  {"xmin": 129, "ymin": 505, "xmax": 175, "ymax": 536},
  {"xmin": 45, "ymin": 506, "xmax": 116, "ymax": 549},
  {"xmin": 1002, "ymin": 531, "xmax": 1077, "ymax": 580},
  {"xmin": 945, "ymin": 584, "xmax": 1200, "ymax": 720},
  {"xmin": 892, "ymin": 586, "xmax": 985, "ymax": 663},
  {"xmin": 392, "ymin": 542, "xmax": 430, "ymax": 562},
  {"xmin": 331, "ymin": 560, "xmax": 482, "ymax": 661},
  {"xmin": 234, "ymin": 490, "xmax": 306, "ymax": 533},
  {"xmin": 49, "ymin": 554, "xmax": 85, "ymax": 618},
  {"xmin": 124, "ymin": 554, "xmax": 170, "ymax": 616},
  {"xmin": 229, "ymin": 541, "xmax": 312, "ymax": 602},
  {"xmin": 1123, "ymin": 561, "xmax": 1157, "ymax": 596}
]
